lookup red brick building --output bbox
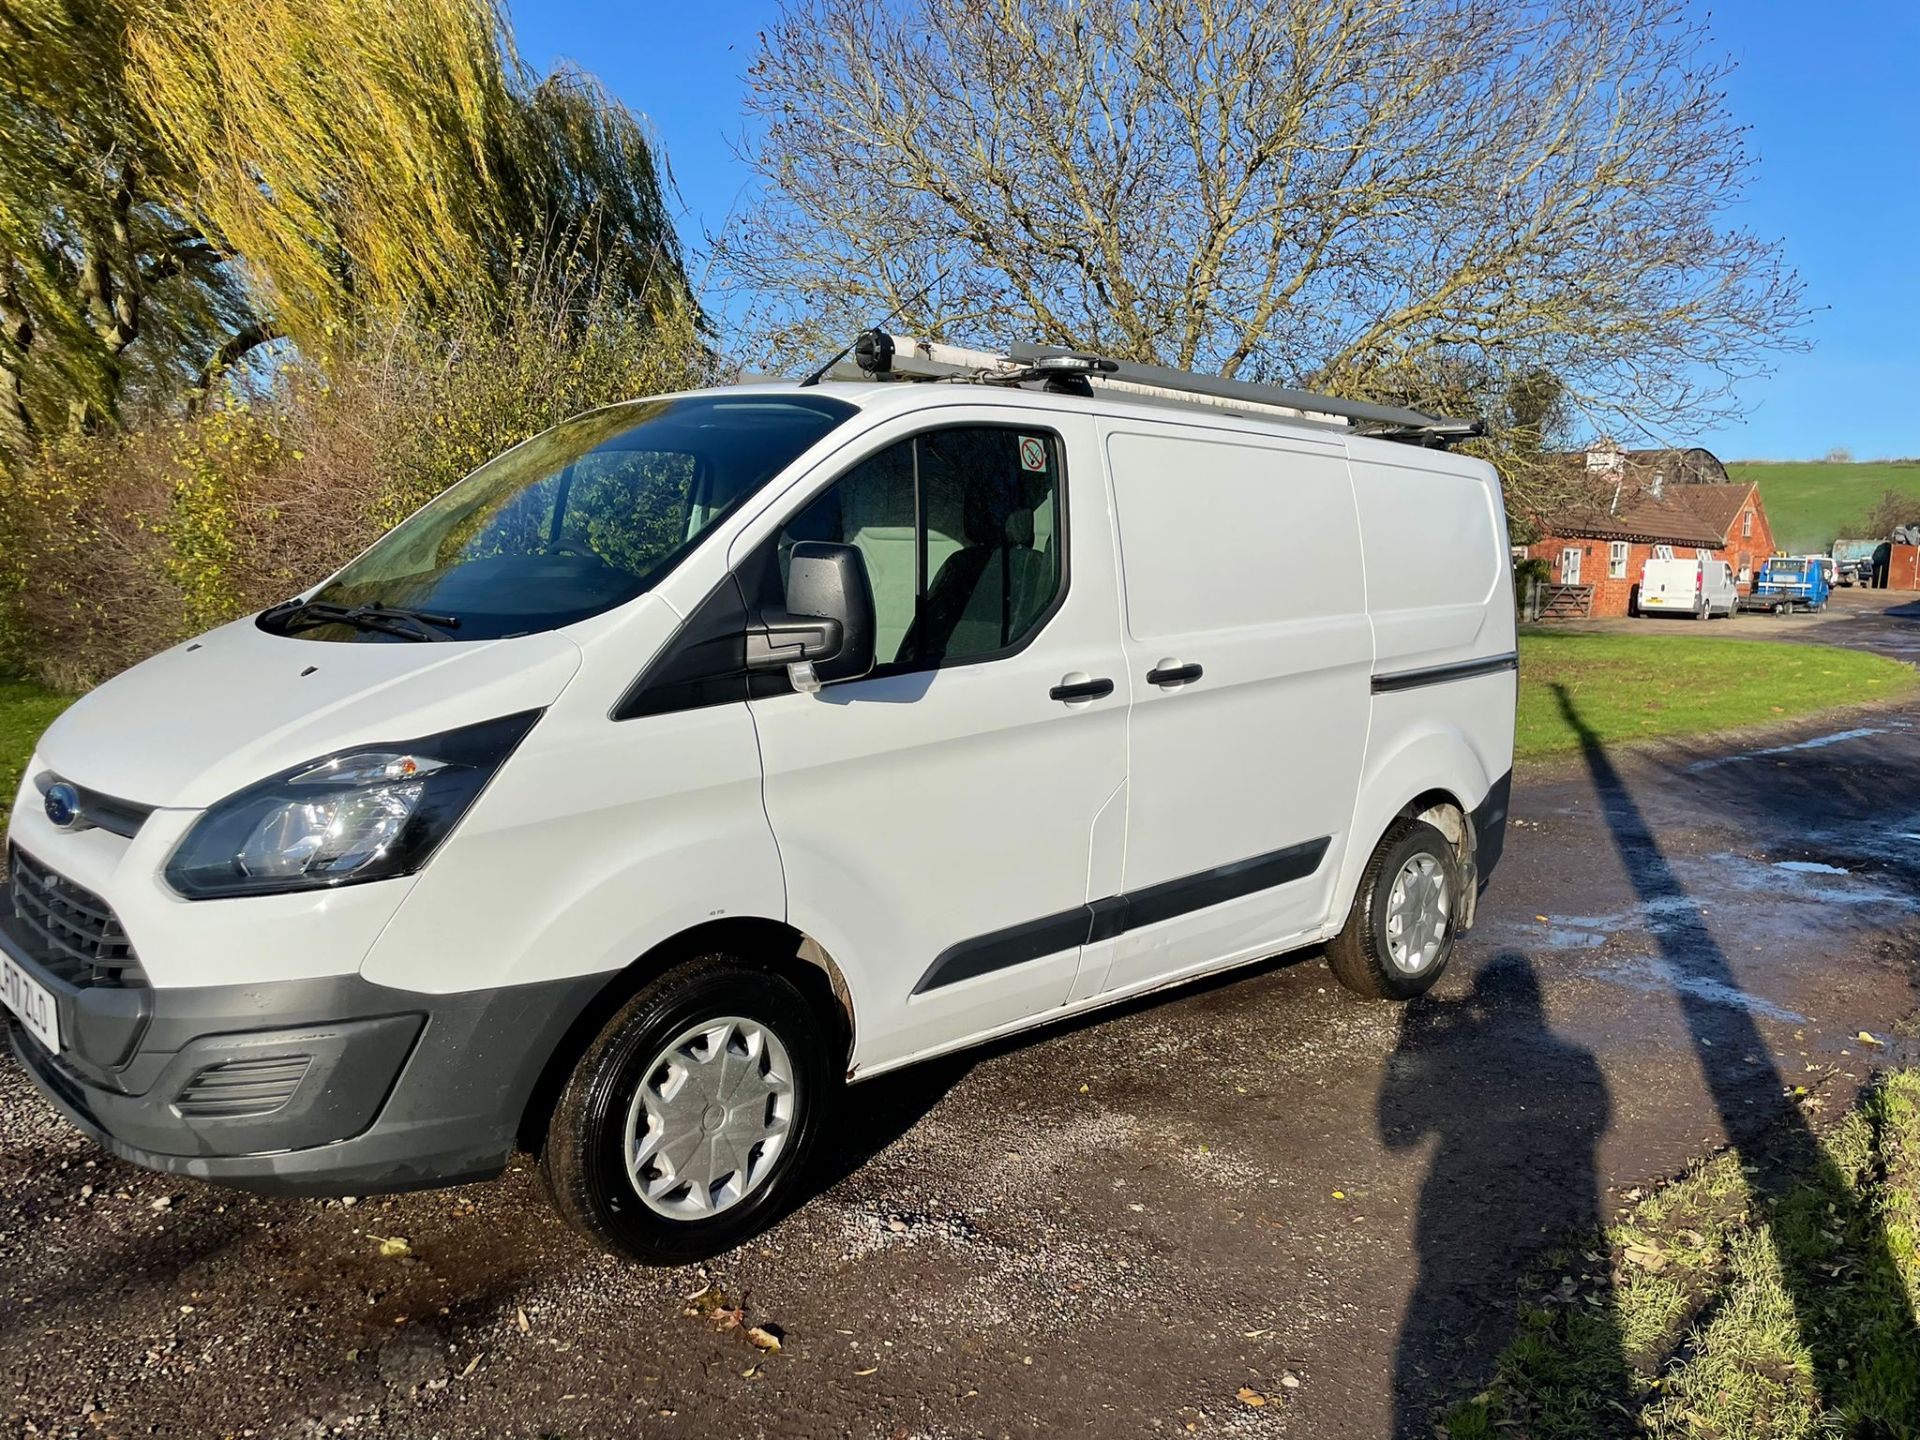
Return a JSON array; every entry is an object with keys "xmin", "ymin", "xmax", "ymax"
[{"xmin": 1522, "ymin": 444, "xmax": 1775, "ymax": 618}]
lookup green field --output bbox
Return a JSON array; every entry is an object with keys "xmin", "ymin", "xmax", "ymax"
[
  {"xmin": 0, "ymin": 679, "xmax": 70, "ymax": 808},
  {"xmin": 1514, "ymin": 632, "xmax": 1916, "ymax": 759},
  {"xmin": 1729, "ymin": 460, "xmax": 1920, "ymax": 554}
]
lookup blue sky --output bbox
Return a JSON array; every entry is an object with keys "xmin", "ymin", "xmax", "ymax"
[{"xmin": 513, "ymin": 1, "xmax": 1918, "ymax": 462}]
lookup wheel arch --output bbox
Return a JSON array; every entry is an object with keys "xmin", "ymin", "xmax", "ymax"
[
  {"xmin": 1336, "ymin": 726, "xmax": 1495, "ymax": 933},
  {"xmin": 515, "ymin": 916, "xmax": 858, "ymax": 1154}
]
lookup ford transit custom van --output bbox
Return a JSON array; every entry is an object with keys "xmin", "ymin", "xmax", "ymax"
[{"xmin": 3, "ymin": 340, "xmax": 1516, "ymax": 1262}]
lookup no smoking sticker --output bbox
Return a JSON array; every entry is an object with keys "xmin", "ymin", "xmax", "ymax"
[{"xmin": 1018, "ymin": 436, "xmax": 1048, "ymax": 472}]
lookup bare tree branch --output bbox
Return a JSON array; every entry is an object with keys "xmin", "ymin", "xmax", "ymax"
[{"xmin": 720, "ymin": 0, "xmax": 1810, "ymax": 485}]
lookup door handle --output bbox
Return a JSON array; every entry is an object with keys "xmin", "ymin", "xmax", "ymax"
[
  {"xmin": 1049, "ymin": 675, "xmax": 1115, "ymax": 703},
  {"xmin": 1145, "ymin": 661, "xmax": 1203, "ymax": 687}
]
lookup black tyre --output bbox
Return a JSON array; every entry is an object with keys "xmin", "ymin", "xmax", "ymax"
[
  {"xmin": 540, "ymin": 956, "xmax": 834, "ymax": 1264},
  {"xmin": 1326, "ymin": 820, "xmax": 1460, "ymax": 1001}
]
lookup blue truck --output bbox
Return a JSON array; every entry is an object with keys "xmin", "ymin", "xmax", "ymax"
[{"xmin": 1738, "ymin": 556, "xmax": 1832, "ymax": 614}]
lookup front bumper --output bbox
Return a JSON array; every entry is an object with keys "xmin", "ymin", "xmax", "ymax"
[{"xmin": 4, "ymin": 915, "xmax": 608, "ymax": 1194}]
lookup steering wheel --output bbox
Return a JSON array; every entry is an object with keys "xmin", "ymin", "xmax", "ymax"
[{"xmin": 548, "ymin": 539, "xmax": 596, "ymax": 559}]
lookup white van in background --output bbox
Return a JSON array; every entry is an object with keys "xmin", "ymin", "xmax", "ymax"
[
  {"xmin": 5, "ymin": 337, "xmax": 1516, "ymax": 1262},
  {"xmin": 1638, "ymin": 555, "xmax": 1737, "ymax": 619}
]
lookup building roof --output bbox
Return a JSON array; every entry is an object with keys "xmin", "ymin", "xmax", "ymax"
[
  {"xmin": 1670, "ymin": 482, "xmax": 1758, "ymax": 540},
  {"xmin": 1544, "ymin": 480, "xmax": 1760, "ymax": 547},
  {"xmin": 1536, "ymin": 441, "xmax": 1756, "ymax": 546}
]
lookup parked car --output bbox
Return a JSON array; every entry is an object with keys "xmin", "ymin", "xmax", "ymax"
[
  {"xmin": 1833, "ymin": 538, "xmax": 1879, "ymax": 586},
  {"xmin": 1738, "ymin": 555, "xmax": 1831, "ymax": 614},
  {"xmin": 1638, "ymin": 555, "xmax": 1737, "ymax": 619},
  {"xmin": 4, "ymin": 347, "xmax": 1516, "ymax": 1262}
]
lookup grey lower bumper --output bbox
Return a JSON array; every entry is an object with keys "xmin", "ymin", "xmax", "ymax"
[{"xmin": 4, "ymin": 933, "xmax": 609, "ymax": 1195}]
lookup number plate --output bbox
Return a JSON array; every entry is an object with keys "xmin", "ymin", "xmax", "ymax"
[{"xmin": 0, "ymin": 952, "xmax": 60, "ymax": 1052}]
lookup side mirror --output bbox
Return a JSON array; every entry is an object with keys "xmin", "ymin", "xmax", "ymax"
[{"xmin": 744, "ymin": 541, "xmax": 876, "ymax": 689}]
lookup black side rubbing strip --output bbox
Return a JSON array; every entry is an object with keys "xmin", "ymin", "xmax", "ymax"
[
  {"xmin": 911, "ymin": 836, "xmax": 1332, "ymax": 995},
  {"xmin": 1371, "ymin": 651, "xmax": 1518, "ymax": 695},
  {"xmin": 1121, "ymin": 836, "xmax": 1329, "ymax": 931},
  {"xmin": 911, "ymin": 907, "xmax": 1095, "ymax": 995}
]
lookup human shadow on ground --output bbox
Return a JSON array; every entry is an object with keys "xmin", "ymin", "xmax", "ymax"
[
  {"xmin": 1381, "ymin": 951, "xmax": 1628, "ymax": 1436},
  {"xmin": 1551, "ymin": 683, "xmax": 1920, "ymax": 1430}
]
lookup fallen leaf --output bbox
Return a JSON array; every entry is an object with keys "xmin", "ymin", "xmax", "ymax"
[
  {"xmin": 1859, "ymin": 1031, "xmax": 1882, "ymax": 1046},
  {"xmin": 459, "ymin": 1353, "xmax": 482, "ymax": 1379},
  {"xmin": 1331, "ymin": 1190, "xmax": 1346, "ymax": 1200},
  {"xmin": 1623, "ymin": 1241, "xmax": 1668, "ymax": 1274},
  {"xmin": 516, "ymin": 1308, "xmax": 530, "ymax": 1334},
  {"xmin": 854, "ymin": 1366, "xmax": 878, "ymax": 1376},
  {"xmin": 1535, "ymin": 915, "xmax": 1550, "ymax": 923},
  {"xmin": 1237, "ymin": 1387, "xmax": 1267, "ymax": 1407},
  {"xmin": 746, "ymin": 1325, "xmax": 783, "ymax": 1353},
  {"xmin": 375, "ymin": 1236, "xmax": 411, "ymax": 1259}
]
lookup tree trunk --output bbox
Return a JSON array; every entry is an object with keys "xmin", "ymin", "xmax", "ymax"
[
  {"xmin": 191, "ymin": 321, "xmax": 281, "ymax": 408},
  {"xmin": 0, "ymin": 258, "xmax": 36, "ymax": 448}
]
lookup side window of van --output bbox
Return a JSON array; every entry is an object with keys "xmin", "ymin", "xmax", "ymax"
[{"xmin": 767, "ymin": 426, "xmax": 1064, "ymax": 672}]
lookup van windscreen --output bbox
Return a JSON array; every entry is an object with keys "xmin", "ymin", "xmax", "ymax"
[{"xmin": 263, "ymin": 394, "xmax": 856, "ymax": 642}]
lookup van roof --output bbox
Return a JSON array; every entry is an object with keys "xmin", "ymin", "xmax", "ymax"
[{"xmin": 701, "ymin": 378, "xmax": 1497, "ymax": 479}]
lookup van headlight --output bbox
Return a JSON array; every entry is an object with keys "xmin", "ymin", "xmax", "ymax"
[{"xmin": 165, "ymin": 711, "xmax": 539, "ymax": 899}]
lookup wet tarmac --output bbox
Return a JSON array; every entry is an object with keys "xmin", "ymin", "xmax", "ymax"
[{"xmin": 3, "ymin": 602, "xmax": 1917, "ymax": 1438}]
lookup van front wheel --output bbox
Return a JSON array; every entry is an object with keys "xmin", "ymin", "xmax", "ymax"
[
  {"xmin": 1327, "ymin": 820, "xmax": 1459, "ymax": 1001},
  {"xmin": 540, "ymin": 957, "xmax": 831, "ymax": 1264}
]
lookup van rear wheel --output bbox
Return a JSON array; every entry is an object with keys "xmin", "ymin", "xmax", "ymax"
[
  {"xmin": 540, "ymin": 957, "xmax": 832, "ymax": 1264},
  {"xmin": 1327, "ymin": 820, "xmax": 1459, "ymax": 1001}
]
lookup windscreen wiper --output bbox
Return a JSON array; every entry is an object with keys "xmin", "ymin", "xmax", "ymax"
[{"xmin": 265, "ymin": 599, "xmax": 462, "ymax": 642}]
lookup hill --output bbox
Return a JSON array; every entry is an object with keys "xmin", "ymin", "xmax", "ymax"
[{"xmin": 1729, "ymin": 460, "xmax": 1920, "ymax": 553}]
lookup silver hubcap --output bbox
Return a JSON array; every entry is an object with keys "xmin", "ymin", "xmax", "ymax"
[
  {"xmin": 625, "ymin": 1017, "xmax": 797, "ymax": 1221},
  {"xmin": 1385, "ymin": 852, "xmax": 1451, "ymax": 974}
]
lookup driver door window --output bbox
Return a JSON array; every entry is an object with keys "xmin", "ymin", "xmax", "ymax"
[{"xmin": 769, "ymin": 425, "xmax": 1064, "ymax": 674}]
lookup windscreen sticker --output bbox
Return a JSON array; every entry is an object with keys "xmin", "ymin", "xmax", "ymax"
[{"xmin": 1018, "ymin": 435, "xmax": 1048, "ymax": 472}]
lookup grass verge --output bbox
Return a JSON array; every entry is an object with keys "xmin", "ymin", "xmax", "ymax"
[
  {"xmin": 1446, "ymin": 1070, "xmax": 1920, "ymax": 1439},
  {"xmin": 1, "ymin": 677, "xmax": 70, "ymax": 808},
  {"xmin": 1515, "ymin": 633, "xmax": 1917, "ymax": 760}
]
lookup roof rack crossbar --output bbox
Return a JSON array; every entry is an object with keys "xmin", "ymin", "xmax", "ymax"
[
  {"xmin": 1004, "ymin": 345, "xmax": 1446, "ymax": 432},
  {"xmin": 825, "ymin": 333, "xmax": 1484, "ymax": 445}
]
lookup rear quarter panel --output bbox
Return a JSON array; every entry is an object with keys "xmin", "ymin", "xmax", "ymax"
[{"xmin": 1339, "ymin": 445, "xmax": 1515, "ymax": 919}]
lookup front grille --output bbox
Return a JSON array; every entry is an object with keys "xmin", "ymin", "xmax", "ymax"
[
  {"xmin": 31, "ymin": 773, "xmax": 154, "ymax": 839},
  {"xmin": 6, "ymin": 848, "xmax": 147, "ymax": 988},
  {"xmin": 174, "ymin": 1054, "xmax": 312, "ymax": 1118}
]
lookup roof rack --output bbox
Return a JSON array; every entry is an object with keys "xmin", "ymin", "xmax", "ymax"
[{"xmin": 822, "ymin": 332, "xmax": 1483, "ymax": 447}]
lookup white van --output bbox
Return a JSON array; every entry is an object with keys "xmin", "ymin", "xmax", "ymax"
[
  {"xmin": 3, "ymin": 341, "xmax": 1516, "ymax": 1262},
  {"xmin": 1638, "ymin": 554, "xmax": 1737, "ymax": 619}
]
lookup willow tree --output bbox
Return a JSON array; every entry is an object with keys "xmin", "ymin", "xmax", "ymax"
[
  {"xmin": 0, "ymin": 0, "xmax": 689, "ymax": 454},
  {"xmin": 725, "ymin": 0, "xmax": 1807, "ymax": 477},
  {"xmin": 0, "ymin": 0, "xmax": 253, "ymax": 444}
]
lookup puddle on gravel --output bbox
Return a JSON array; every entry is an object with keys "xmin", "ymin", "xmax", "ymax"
[
  {"xmin": 1492, "ymin": 847, "xmax": 1915, "ymax": 960},
  {"xmin": 1599, "ymin": 955, "xmax": 1810, "ymax": 1024},
  {"xmin": 1685, "ymin": 727, "xmax": 1889, "ymax": 773},
  {"xmin": 1695, "ymin": 851, "xmax": 1911, "ymax": 909}
]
